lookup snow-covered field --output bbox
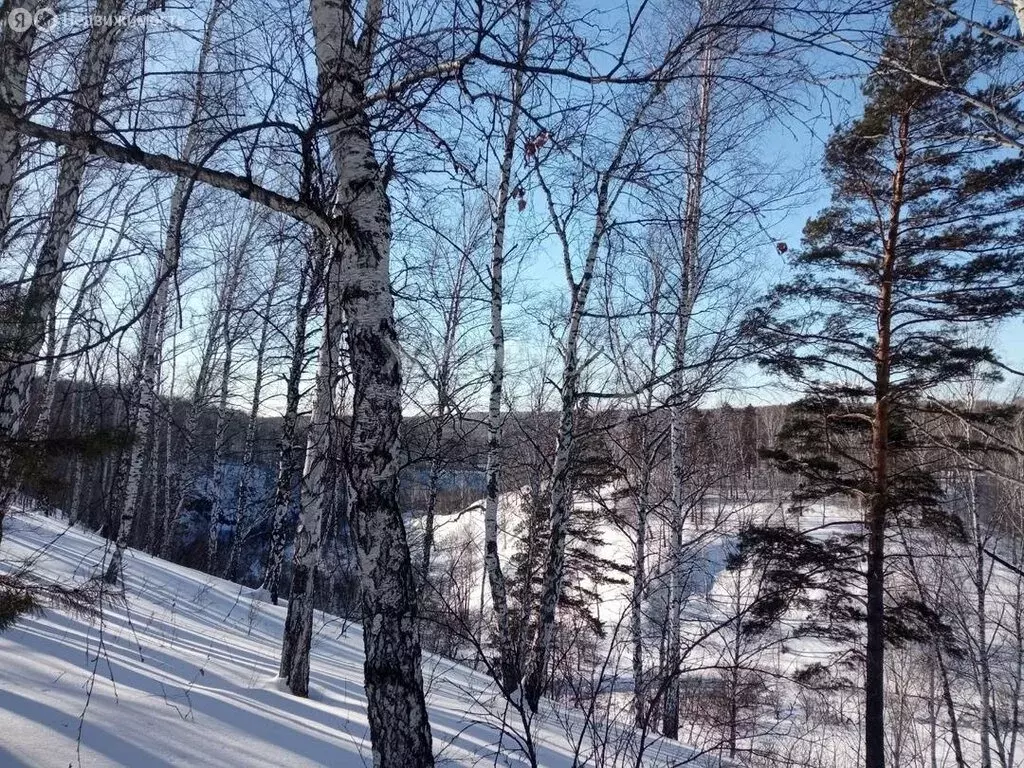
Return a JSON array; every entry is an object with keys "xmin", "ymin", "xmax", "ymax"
[{"xmin": 0, "ymin": 510, "xmax": 708, "ymax": 767}]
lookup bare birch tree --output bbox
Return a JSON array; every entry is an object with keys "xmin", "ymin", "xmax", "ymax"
[
  {"xmin": 279, "ymin": 251, "xmax": 343, "ymax": 695},
  {"xmin": 0, "ymin": 0, "xmax": 134, "ymax": 529}
]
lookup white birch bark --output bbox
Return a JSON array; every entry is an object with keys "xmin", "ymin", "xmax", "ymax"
[
  {"xmin": 419, "ymin": 250, "xmax": 469, "ymax": 586},
  {"xmin": 631, "ymin": 456, "xmax": 650, "ymax": 728},
  {"xmin": 67, "ymin": 386, "xmax": 89, "ymax": 524},
  {"xmin": 263, "ymin": 245, "xmax": 318, "ymax": 603},
  {"xmin": 206, "ymin": 229, "xmax": 252, "ymax": 570},
  {"xmin": 663, "ymin": 40, "xmax": 712, "ymax": 739},
  {"xmin": 3, "ymin": 0, "xmax": 436, "ymax": 757},
  {"xmin": 1007, "ymin": 533, "xmax": 1024, "ymax": 768},
  {"xmin": 616, "ymin": 253, "xmax": 669, "ymax": 730},
  {"xmin": 521, "ymin": 241, "xmax": 596, "ymax": 711},
  {"xmin": 106, "ymin": 1, "xmax": 221, "ymax": 579},
  {"xmin": 160, "ymin": 299, "xmax": 221, "ymax": 559},
  {"xmin": 206, "ymin": 285, "xmax": 237, "ymax": 571},
  {"xmin": 280, "ymin": 253, "xmax": 343, "ymax": 695},
  {"xmin": 482, "ymin": 0, "xmax": 531, "ymax": 696},
  {"xmin": 31, "ymin": 238, "xmax": 116, "ymax": 443},
  {"xmin": 103, "ymin": 286, "xmax": 170, "ymax": 581},
  {"xmin": 962, "ymin": 424, "xmax": 994, "ymax": 768},
  {"xmin": 0, "ymin": 0, "xmax": 39, "ymax": 242},
  {"xmin": 30, "ymin": 288, "xmax": 91, "ymax": 444},
  {"xmin": 522, "ymin": 81, "xmax": 664, "ymax": 712},
  {"xmin": 1, "ymin": 0, "xmax": 128, "ymax": 520},
  {"xmin": 148, "ymin": 314, "xmax": 178, "ymax": 553},
  {"xmin": 310, "ymin": 0, "xmax": 433, "ymax": 760},
  {"xmin": 1012, "ymin": 0, "xmax": 1024, "ymax": 35},
  {"xmin": 2, "ymin": 0, "xmax": 127, "ymax": 429}
]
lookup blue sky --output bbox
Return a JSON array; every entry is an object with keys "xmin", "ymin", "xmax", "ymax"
[{"xmin": 499, "ymin": 1, "xmax": 1024, "ymax": 406}]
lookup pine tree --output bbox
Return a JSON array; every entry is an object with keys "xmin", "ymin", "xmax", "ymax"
[
  {"xmin": 507, "ymin": 402, "xmax": 626, "ymax": 694},
  {"xmin": 736, "ymin": 4, "xmax": 1024, "ymax": 767}
]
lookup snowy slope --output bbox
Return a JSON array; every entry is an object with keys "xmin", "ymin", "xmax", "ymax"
[{"xmin": 0, "ymin": 510, "xmax": 708, "ymax": 767}]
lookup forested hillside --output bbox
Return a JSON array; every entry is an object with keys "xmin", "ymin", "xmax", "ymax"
[{"xmin": 1, "ymin": 0, "xmax": 1024, "ymax": 766}]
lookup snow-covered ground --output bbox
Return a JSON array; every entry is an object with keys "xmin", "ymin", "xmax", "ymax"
[
  {"xmin": 415, "ymin": 490, "xmax": 1013, "ymax": 767},
  {"xmin": 0, "ymin": 510, "xmax": 710, "ymax": 767}
]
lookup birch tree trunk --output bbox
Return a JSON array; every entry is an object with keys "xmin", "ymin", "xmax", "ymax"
[
  {"xmin": 160, "ymin": 301, "xmax": 220, "ymax": 559},
  {"xmin": 103, "ymin": 295, "xmax": 169, "ymax": 582},
  {"xmin": 280, "ymin": 254, "xmax": 343, "ymax": 695},
  {"xmin": 1012, "ymin": 0, "xmax": 1024, "ymax": 35},
  {"xmin": 482, "ymin": 0, "xmax": 530, "ymax": 697},
  {"xmin": 30, "ymin": 204, "xmax": 125, "ymax": 442},
  {"xmin": 522, "ymin": 71, "xmax": 668, "ymax": 714},
  {"xmin": 207, "ymin": 237, "xmax": 250, "ymax": 571},
  {"xmin": 148, "ymin": 307, "xmax": 178, "ymax": 553},
  {"xmin": 0, "ymin": 0, "xmax": 128, "ymax": 528},
  {"xmin": 106, "ymin": 0, "xmax": 220, "ymax": 577},
  {"xmin": 30, "ymin": 258, "xmax": 111, "ymax": 444},
  {"xmin": 0, "ymin": 0, "xmax": 39, "ymax": 244},
  {"xmin": 68, "ymin": 386, "xmax": 89, "ymax": 523},
  {"xmin": 263, "ymin": 248, "xmax": 317, "ymax": 604},
  {"xmin": 663, "ymin": 39, "xmax": 712, "ymax": 740},
  {"xmin": 206, "ymin": 292, "xmax": 237, "ymax": 572},
  {"xmin": 522, "ymin": 199, "xmax": 606, "ymax": 713},
  {"xmin": 310, "ymin": 0, "xmax": 433, "ymax": 760},
  {"xmin": 631, "ymin": 461, "xmax": 649, "ymax": 728},
  {"xmin": 1006, "ymin": 534, "xmax": 1024, "ymax": 768},
  {"xmin": 964, "ymin": 443, "xmax": 994, "ymax": 768}
]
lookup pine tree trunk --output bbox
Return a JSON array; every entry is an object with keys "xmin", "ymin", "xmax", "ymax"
[
  {"xmin": 864, "ymin": 259, "xmax": 890, "ymax": 768},
  {"xmin": 280, "ymin": 255, "xmax": 342, "ymax": 695},
  {"xmin": 865, "ymin": 108, "xmax": 910, "ymax": 768}
]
